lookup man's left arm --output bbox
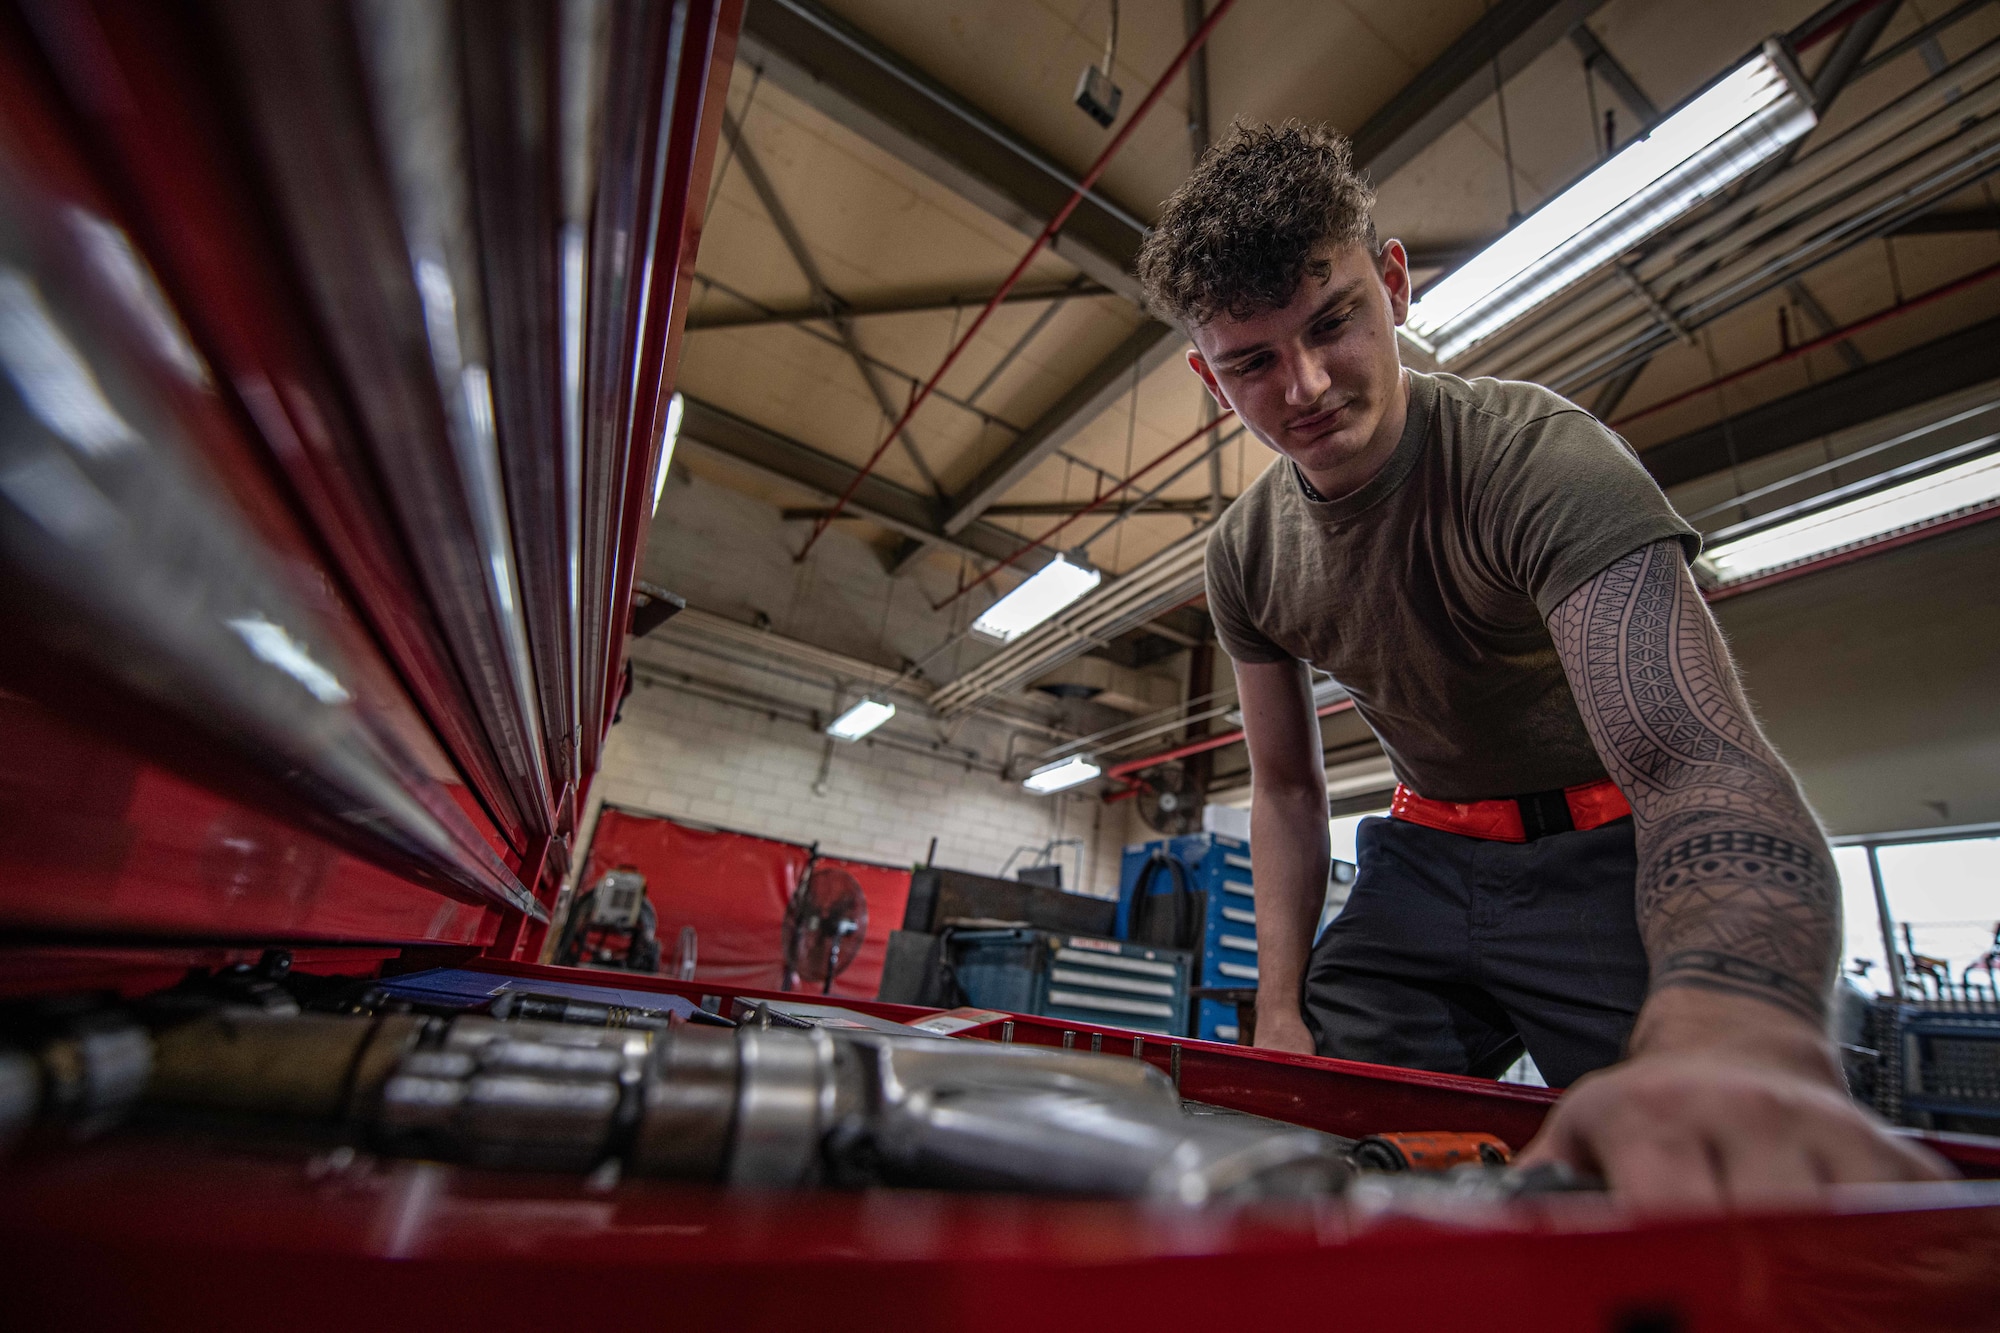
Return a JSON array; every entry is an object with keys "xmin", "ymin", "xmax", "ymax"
[{"xmin": 1518, "ymin": 538, "xmax": 1946, "ymax": 1206}]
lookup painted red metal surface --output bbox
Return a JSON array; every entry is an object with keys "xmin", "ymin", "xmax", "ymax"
[
  {"xmin": 592, "ymin": 0, "xmax": 742, "ymax": 755},
  {"xmin": 0, "ymin": 0, "xmax": 1995, "ymax": 1320},
  {"xmin": 0, "ymin": 6, "xmax": 526, "ymax": 920},
  {"xmin": 4, "ymin": 1134, "xmax": 1999, "ymax": 1333},
  {"xmin": 0, "ymin": 697, "xmax": 498, "ymax": 947},
  {"xmin": 22, "ymin": 0, "xmax": 536, "ymax": 851},
  {"xmin": 1, "ymin": 955, "xmax": 1996, "ymax": 1332}
]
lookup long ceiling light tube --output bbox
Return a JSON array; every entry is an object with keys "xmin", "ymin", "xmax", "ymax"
[
  {"xmin": 1470, "ymin": 39, "xmax": 2000, "ymax": 383},
  {"xmin": 825, "ymin": 695, "xmax": 896, "ymax": 741},
  {"xmin": 932, "ymin": 526, "xmax": 1214, "ymax": 715},
  {"xmin": 970, "ymin": 553, "xmax": 1103, "ymax": 642},
  {"xmin": 1470, "ymin": 36, "xmax": 2000, "ymax": 381},
  {"xmin": 1023, "ymin": 754, "xmax": 1103, "ymax": 794},
  {"xmin": 1485, "ymin": 104, "xmax": 2000, "ymax": 393},
  {"xmin": 795, "ymin": 0, "xmax": 1241, "ymax": 560},
  {"xmin": 1701, "ymin": 448, "xmax": 2000, "ymax": 582},
  {"xmin": 1408, "ymin": 44, "xmax": 1816, "ymax": 364},
  {"xmin": 928, "ymin": 532, "xmax": 1214, "ymax": 714},
  {"xmin": 1531, "ymin": 131, "xmax": 2000, "ymax": 395}
]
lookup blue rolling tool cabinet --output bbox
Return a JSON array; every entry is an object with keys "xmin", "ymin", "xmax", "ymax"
[
  {"xmin": 1118, "ymin": 833, "xmax": 1258, "ymax": 1042},
  {"xmin": 947, "ymin": 928, "xmax": 1192, "ymax": 1035}
]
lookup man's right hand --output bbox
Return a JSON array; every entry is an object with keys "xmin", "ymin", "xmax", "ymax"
[{"xmin": 1254, "ymin": 1007, "xmax": 1317, "ymax": 1055}]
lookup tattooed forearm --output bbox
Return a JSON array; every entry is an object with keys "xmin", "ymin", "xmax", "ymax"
[{"xmin": 1550, "ymin": 541, "xmax": 1838, "ymax": 1024}]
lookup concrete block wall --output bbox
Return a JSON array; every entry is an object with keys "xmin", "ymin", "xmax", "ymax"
[{"xmin": 577, "ymin": 676, "xmax": 1128, "ymax": 900}]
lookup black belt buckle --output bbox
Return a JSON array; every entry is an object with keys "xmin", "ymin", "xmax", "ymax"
[{"xmin": 1515, "ymin": 788, "xmax": 1575, "ymax": 841}]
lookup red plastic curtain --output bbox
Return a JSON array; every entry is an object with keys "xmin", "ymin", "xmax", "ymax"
[{"xmin": 580, "ymin": 809, "xmax": 910, "ymax": 998}]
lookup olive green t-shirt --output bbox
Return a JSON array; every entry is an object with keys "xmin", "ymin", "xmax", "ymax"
[{"xmin": 1205, "ymin": 370, "xmax": 1699, "ymax": 802}]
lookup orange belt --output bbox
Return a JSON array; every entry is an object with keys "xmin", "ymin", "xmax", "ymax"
[{"xmin": 1390, "ymin": 778, "xmax": 1630, "ymax": 843}]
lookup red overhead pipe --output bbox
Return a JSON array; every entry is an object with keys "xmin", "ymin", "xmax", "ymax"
[
  {"xmin": 936, "ymin": 408, "xmax": 1235, "ymax": 609},
  {"xmin": 795, "ymin": 0, "xmax": 1242, "ymax": 561},
  {"xmin": 1792, "ymin": 0, "xmax": 1900, "ymax": 53},
  {"xmin": 1609, "ymin": 259, "xmax": 2000, "ymax": 433}
]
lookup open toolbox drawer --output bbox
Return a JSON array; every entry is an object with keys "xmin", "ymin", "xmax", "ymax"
[{"xmin": 4, "ymin": 953, "xmax": 1998, "ymax": 1333}]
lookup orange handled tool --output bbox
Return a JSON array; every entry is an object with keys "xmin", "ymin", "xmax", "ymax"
[{"xmin": 1354, "ymin": 1131, "xmax": 1512, "ymax": 1172}]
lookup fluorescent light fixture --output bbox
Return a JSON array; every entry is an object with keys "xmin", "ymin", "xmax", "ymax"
[
  {"xmin": 652, "ymin": 391, "xmax": 684, "ymax": 516},
  {"xmin": 1702, "ymin": 451, "xmax": 2000, "ymax": 583},
  {"xmin": 826, "ymin": 696, "xmax": 895, "ymax": 742},
  {"xmin": 971, "ymin": 553, "xmax": 1101, "ymax": 643},
  {"xmin": 1023, "ymin": 754, "xmax": 1101, "ymax": 794},
  {"xmin": 1406, "ymin": 43, "xmax": 1814, "ymax": 363}
]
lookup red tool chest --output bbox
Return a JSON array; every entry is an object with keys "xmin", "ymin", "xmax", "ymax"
[{"xmin": 0, "ymin": 3, "xmax": 1995, "ymax": 1329}]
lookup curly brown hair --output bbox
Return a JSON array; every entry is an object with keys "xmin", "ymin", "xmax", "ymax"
[{"xmin": 1136, "ymin": 120, "xmax": 1377, "ymax": 330}]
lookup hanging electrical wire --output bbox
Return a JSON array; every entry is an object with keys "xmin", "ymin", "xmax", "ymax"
[
  {"xmin": 932, "ymin": 408, "xmax": 1236, "ymax": 611},
  {"xmin": 794, "ymin": 0, "xmax": 1242, "ymax": 561}
]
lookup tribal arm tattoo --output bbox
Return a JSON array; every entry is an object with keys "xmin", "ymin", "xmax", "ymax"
[{"xmin": 1549, "ymin": 540, "xmax": 1838, "ymax": 1025}]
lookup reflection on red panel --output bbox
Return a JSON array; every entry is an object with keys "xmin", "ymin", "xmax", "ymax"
[
  {"xmin": 580, "ymin": 809, "xmax": 910, "ymax": 998},
  {"xmin": 5, "ymin": 1129, "xmax": 1999, "ymax": 1333},
  {"xmin": 0, "ymin": 694, "xmax": 495, "ymax": 946}
]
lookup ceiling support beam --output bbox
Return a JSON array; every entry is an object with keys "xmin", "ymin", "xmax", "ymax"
[
  {"xmin": 964, "ymin": 281, "xmax": 1089, "ymax": 406},
  {"xmin": 940, "ymin": 320, "xmax": 1183, "ymax": 536},
  {"xmin": 1639, "ymin": 314, "xmax": 2000, "ymax": 490},
  {"xmin": 1891, "ymin": 207, "xmax": 2000, "ymax": 236},
  {"xmin": 1184, "ymin": 0, "xmax": 1225, "ymax": 522},
  {"xmin": 1786, "ymin": 278, "xmax": 1868, "ymax": 372},
  {"xmin": 788, "ymin": 496, "xmax": 1219, "ymax": 521},
  {"xmin": 750, "ymin": 0, "xmax": 1615, "ymax": 540},
  {"xmin": 1591, "ymin": 361, "xmax": 1648, "ymax": 420},
  {"xmin": 937, "ymin": 0, "xmax": 1620, "ymax": 536},
  {"xmin": 1348, "ymin": 0, "xmax": 1612, "ymax": 181},
  {"xmin": 1569, "ymin": 23, "xmax": 1658, "ymax": 128},
  {"xmin": 1183, "ymin": 0, "xmax": 1213, "ymax": 167},
  {"xmin": 678, "ymin": 396, "xmax": 1054, "ymax": 572},
  {"xmin": 686, "ymin": 279, "xmax": 1105, "ymax": 330},
  {"xmin": 720, "ymin": 110, "xmax": 943, "ymax": 496},
  {"xmin": 737, "ymin": 0, "xmax": 1150, "ymax": 301}
]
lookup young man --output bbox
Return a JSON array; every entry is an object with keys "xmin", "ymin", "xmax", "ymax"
[{"xmin": 1136, "ymin": 123, "xmax": 1942, "ymax": 1205}]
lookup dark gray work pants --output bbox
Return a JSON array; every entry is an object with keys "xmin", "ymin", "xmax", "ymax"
[{"xmin": 1302, "ymin": 815, "xmax": 1649, "ymax": 1089}]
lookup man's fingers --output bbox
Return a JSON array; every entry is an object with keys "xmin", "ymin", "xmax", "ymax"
[
  {"xmin": 1814, "ymin": 1124, "xmax": 1955, "ymax": 1186},
  {"xmin": 1513, "ymin": 1117, "xmax": 1590, "ymax": 1173},
  {"xmin": 1596, "ymin": 1134, "xmax": 1726, "ymax": 1212},
  {"xmin": 1715, "ymin": 1137, "xmax": 1823, "ymax": 1206}
]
